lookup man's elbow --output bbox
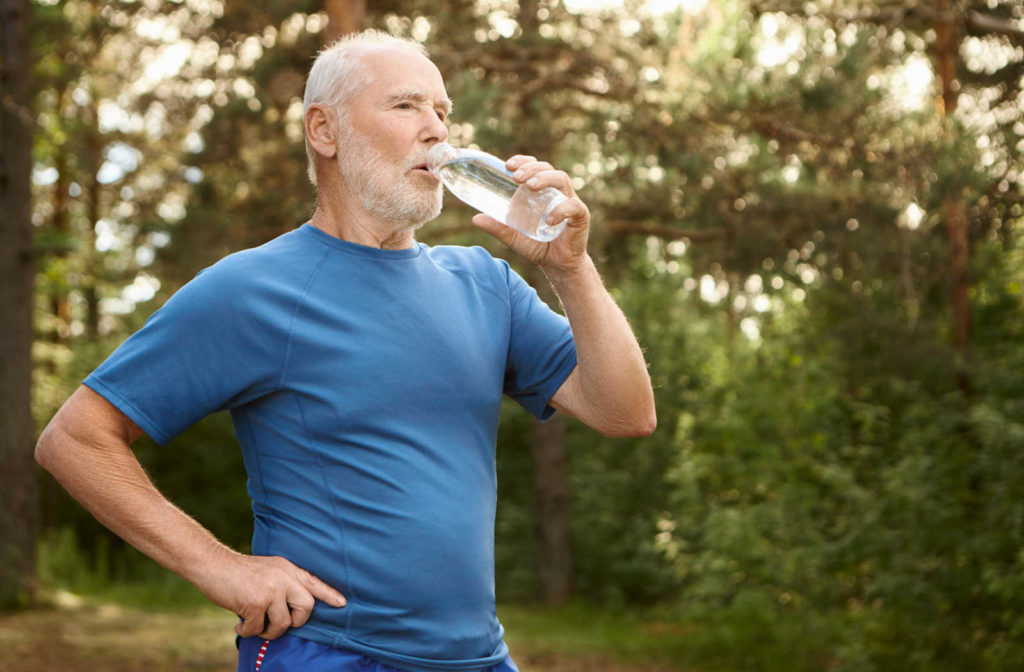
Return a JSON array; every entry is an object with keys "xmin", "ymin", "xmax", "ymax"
[
  {"xmin": 35, "ymin": 409, "xmax": 78, "ymax": 474},
  {"xmin": 636, "ymin": 409, "xmax": 658, "ymax": 436},
  {"xmin": 601, "ymin": 407, "xmax": 657, "ymax": 438},
  {"xmin": 35, "ymin": 424, "xmax": 61, "ymax": 473}
]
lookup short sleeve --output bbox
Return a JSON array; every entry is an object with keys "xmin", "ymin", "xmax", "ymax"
[
  {"xmin": 84, "ymin": 263, "xmax": 285, "ymax": 445},
  {"xmin": 501, "ymin": 263, "xmax": 577, "ymax": 420}
]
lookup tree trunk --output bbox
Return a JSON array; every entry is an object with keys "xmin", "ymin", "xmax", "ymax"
[
  {"xmin": 525, "ymin": 267, "xmax": 574, "ymax": 604},
  {"xmin": 515, "ymin": 0, "xmax": 574, "ymax": 603},
  {"xmin": 0, "ymin": 0, "xmax": 39, "ymax": 607},
  {"xmin": 83, "ymin": 125, "xmax": 102, "ymax": 340},
  {"xmin": 49, "ymin": 142, "xmax": 71, "ymax": 342},
  {"xmin": 935, "ymin": 8, "xmax": 971, "ymax": 394},
  {"xmin": 530, "ymin": 408, "xmax": 573, "ymax": 604},
  {"xmin": 323, "ymin": 0, "xmax": 365, "ymax": 44}
]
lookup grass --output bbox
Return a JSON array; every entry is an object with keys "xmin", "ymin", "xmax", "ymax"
[
  {"xmin": 499, "ymin": 601, "xmax": 689, "ymax": 670},
  {"xmin": 25, "ymin": 532, "xmax": 688, "ymax": 670},
  {"xmin": 0, "ymin": 592, "xmax": 238, "ymax": 672},
  {"xmin": 0, "ymin": 590, "xmax": 688, "ymax": 672}
]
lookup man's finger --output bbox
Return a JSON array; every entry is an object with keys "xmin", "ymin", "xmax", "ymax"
[
  {"xmin": 511, "ymin": 162, "xmax": 555, "ymax": 185},
  {"xmin": 505, "ymin": 155, "xmax": 537, "ymax": 171},
  {"xmin": 261, "ymin": 600, "xmax": 292, "ymax": 640},
  {"xmin": 523, "ymin": 169, "xmax": 573, "ymax": 196},
  {"xmin": 296, "ymin": 568, "xmax": 347, "ymax": 608},
  {"xmin": 545, "ymin": 198, "xmax": 588, "ymax": 230},
  {"xmin": 287, "ymin": 602, "xmax": 312, "ymax": 630},
  {"xmin": 285, "ymin": 586, "xmax": 317, "ymax": 629},
  {"xmin": 472, "ymin": 214, "xmax": 520, "ymax": 247},
  {"xmin": 235, "ymin": 609, "xmax": 267, "ymax": 638}
]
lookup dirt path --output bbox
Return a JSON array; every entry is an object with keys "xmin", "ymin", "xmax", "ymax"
[
  {"xmin": 0, "ymin": 596, "xmax": 677, "ymax": 672},
  {"xmin": 0, "ymin": 599, "xmax": 237, "ymax": 672}
]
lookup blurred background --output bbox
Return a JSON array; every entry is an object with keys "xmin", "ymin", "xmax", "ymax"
[{"xmin": 2, "ymin": 0, "xmax": 1024, "ymax": 670}]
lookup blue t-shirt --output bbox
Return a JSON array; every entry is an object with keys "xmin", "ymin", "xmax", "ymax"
[{"xmin": 84, "ymin": 223, "xmax": 577, "ymax": 672}]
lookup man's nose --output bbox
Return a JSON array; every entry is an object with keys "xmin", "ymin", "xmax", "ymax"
[{"xmin": 420, "ymin": 111, "xmax": 448, "ymax": 143}]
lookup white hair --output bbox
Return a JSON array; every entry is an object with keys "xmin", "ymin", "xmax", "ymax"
[{"xmin": 303, "ymin": 29, "xmax": 430, "ymax": 187}]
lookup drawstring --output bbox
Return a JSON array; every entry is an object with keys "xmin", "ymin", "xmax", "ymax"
[{"xmin": 254, "ymin": 639, "xmax": 270, "ymax": 672}]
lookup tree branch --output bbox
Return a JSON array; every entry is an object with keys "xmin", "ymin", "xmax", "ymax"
[
  {"xmin": 748, "ymin": 117, "xmax": 845, "ymax": 149},
  {"xmin": 604, "ymin": 220, "xmax": 725, "ymax": 242},
  {"xmin": 757, "ymin": 2, "xmax": 1024, "ymax": 44},
  {"xmin": 966, "ymin": 9, "xmax": 1024, "ymax": 45}
]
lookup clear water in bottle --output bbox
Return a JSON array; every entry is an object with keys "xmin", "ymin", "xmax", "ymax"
[{"xmin": 427, "ymin": 143, "xmax": 568, "ymax": 242}]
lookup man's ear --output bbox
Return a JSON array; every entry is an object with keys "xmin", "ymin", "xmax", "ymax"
[{"xmin": 305, "ymin": 104, "xmax": 340, "ymax": 159}]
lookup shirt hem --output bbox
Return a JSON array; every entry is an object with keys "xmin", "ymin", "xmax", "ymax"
[
  {"xmin": 82, "ymin": 376, "xmax": 173, "ymax": 445},
  {"xmin": 291, "ymin": 625, "xmax": 510, "ymax": 672},
  {"xmin": 529, "ymin": 346, "xmax": 578, "ymax": 422}
]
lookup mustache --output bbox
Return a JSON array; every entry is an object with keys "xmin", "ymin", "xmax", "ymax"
[{"xmin": 337, "ymin": 130, "xmax": 428, "ymax": 172}]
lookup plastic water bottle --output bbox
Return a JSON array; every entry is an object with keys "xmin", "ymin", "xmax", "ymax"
[{"xmin": 426, "ymin": 142, "xmax": 568, "ymax": 242}]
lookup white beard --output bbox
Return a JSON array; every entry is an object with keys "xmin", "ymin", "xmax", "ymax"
[{"xmin": 336, "ymin": 128, "xmax": 443, "ymax": 230}]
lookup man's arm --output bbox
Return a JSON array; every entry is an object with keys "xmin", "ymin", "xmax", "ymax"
[
  {"xmin": 543, "ymin": 256, "xmax": 657, "ymax": 437},
  {"xmin": 471, "ymin": 157, "xmax": 657, "ymax": 438},
  {"xmin": 35, "ymin": 385, "xmax": 346, "ymax": 638}
]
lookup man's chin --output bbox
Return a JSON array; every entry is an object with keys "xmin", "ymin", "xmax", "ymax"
[
  {"xmin": 409, "ymin": 210, "xmax": 442, "ymax": 231},
  {"xmin": 383, "ymin": 201, "xmax": 442, "ymax": 232},
  {"xmin": 409, "ymin": 199, "xmax": 443, "ymax": 228}
]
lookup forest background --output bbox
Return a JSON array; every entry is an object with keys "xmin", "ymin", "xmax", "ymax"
[{"xmin": 2, "ymin": 0, "xmax": 1024, "ymax": 670}]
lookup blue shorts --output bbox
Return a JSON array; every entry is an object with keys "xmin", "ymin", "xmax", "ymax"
[{"xmin": 237, "ymin": 635, "xmax": 519, "ymax": 672}]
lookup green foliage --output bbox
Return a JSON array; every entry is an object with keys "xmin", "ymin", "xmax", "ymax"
[
  {"xmin": 492, "ymin": 400, "xmax": 543, "ymax": 601},
  {"xmin": 635, "ymin": 254, "xmax": 1024, "ymax": 670},
  {"xmin": 498, "ymin": 601, "xmax": 693, "ymax": 669},
  {"xmin": 132, "ymin": 413, "xmax": 252, "ymax": 551},
  {"xmin": 35, "ymin": 413, "xmax": 249, "ymax": 608},
  {"xmin": 37, "ymin": 527, "xmax": 211, "ymax": 609},
  {"xmin": 28, "ymin": 0, "xmax": 1024, "ymax": 669}
]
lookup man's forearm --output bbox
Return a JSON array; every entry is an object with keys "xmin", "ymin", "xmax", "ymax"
[
  {"xmin": 35, "ymin": 386, "xmax": 346, "ymax": 638},
  {"xmin": 35, "ymin": 390, "xmax": 236, "ymax": 590},
  {"xmin": 544, "ymin": 254, "xmax": 657, "ymax": 437},
  {"xmin": 466, "ymin": 152, "xmax": 654, "ymax": 436}
]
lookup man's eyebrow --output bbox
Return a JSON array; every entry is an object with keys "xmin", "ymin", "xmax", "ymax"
[{"xmin": 385, "ymin": 88, "xmax": 454, "ymax": 114}]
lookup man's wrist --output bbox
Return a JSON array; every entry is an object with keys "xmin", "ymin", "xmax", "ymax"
[
  {"xmin": 171, "ymin": 529, "xmax": 239, "ymax": 590},
  {"xmin": 541, "ymin": 253, "xmax": 598, "ymax": 290}
]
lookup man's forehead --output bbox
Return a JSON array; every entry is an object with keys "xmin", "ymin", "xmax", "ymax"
[{"xmin": 360, "ymin": 50, "xmax": 450, "ymax": 107}]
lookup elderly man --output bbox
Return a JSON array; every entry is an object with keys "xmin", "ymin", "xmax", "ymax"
[{"xmin": 36, "ymin": 29, "xmax": 655, "ymax": 672}]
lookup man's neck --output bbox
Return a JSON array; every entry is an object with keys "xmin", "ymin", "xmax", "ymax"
[{"xmin": 310, "ymin": 191, "xmax": 419, "ymax": 251}]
